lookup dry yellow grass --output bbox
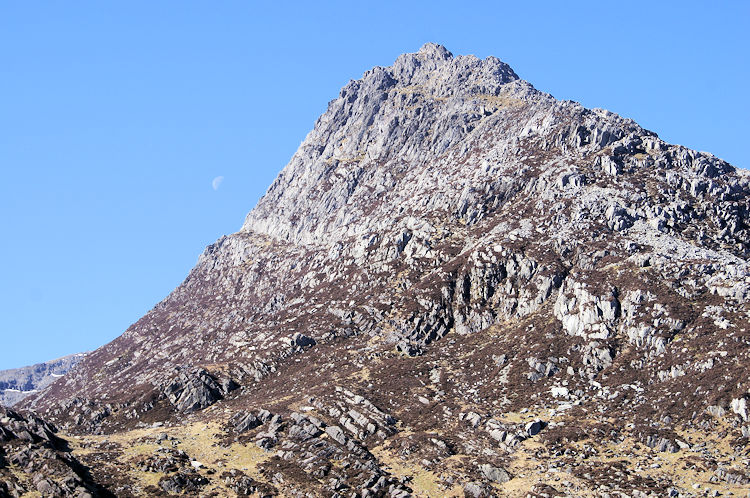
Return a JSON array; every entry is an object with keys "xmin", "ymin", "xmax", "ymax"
[
  {"xmin": 69, "ymin": 420, "xmax": 275, "ymax": 496},
  {"xmin": 370, "ymin": 443, "xmax": 464, "ymax": 497},
  {"xmin": 124, "ymin": 470, "xmax": 162, "ymax": 488},
  {"xmin": 503, "ymin": 437, "xmax": 587, "ymax": 497},
  {"xmin": 60, "ymin": 410, "xmax": 750, "ymax": 497},
  {"xmin": 395, "ymin": 85, "xmax": 425, "ymax": 96},
  {"xmin": 475, "ymin": 94, "xmax": 524, "ymax": 110},
  {"xmin": 18, "ymin": 491, "xmax": 41, "ymax": 498},
  {"xmin": 500, "ymin": 415, "xmax": 750, "ymax": 497}
]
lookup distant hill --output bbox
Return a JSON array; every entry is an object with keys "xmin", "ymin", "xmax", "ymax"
[{"xmin": 0, "ymin": 353, "xmax": 86, "ymax": 406}]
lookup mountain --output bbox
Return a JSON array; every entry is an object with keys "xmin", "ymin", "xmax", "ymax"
[
  {"xmin": 9, "ymin": 43, "xmax": 750, "ymax": 496},
  {"xmin": 0, "ymin": 354, "xmax": 85, "ymax": 407}
]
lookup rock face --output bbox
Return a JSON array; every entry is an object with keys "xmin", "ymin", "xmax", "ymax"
[
  {"xmin": 0, "ymin": 406, "xmax": 107, "ymax": 497},
  {"xmin": 160, "ymin": 367, "xmax": 234, "ymax": 413},
  {"xmin": 0, "ymin": 353, "xmax": 85, "ymax": 406},
  {"xmin": 19, "ymin": 44, "xmax": 750, "ymax": 495}
]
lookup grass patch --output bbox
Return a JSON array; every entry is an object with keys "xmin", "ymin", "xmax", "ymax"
[{"xmin": 370, "ymin": 444, "xmax": 463, "ymax": 497}]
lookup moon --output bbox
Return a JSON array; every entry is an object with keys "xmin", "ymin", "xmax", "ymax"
[{"xmin": 212, "ymin": 176, "xmax": 224, "ymax": 191}]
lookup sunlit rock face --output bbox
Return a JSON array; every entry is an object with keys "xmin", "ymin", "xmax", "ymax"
[{"xmin": 18, "ymin": 44, "xmax": 750, "ymax": 496}]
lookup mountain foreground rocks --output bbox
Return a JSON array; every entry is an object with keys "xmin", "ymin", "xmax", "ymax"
[
  {"xmin": 10, "ymin": 44, "xmax": 750, "ymax": 496},
  {"xmin": 0, "ymin": 405, "xmax": 109, "ymax": 497}
]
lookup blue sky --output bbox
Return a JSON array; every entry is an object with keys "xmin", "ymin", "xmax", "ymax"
[{"xmin": 1, "ymin": 1, "xmax": 748, "ymax": 369}]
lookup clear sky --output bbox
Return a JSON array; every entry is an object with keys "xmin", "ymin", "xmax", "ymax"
[{"xmin": 1, "ymin": 1, "xmax": 748, "ymax": 370}]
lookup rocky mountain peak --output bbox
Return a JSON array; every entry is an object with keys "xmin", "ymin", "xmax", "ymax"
[
  {"xmin": 14, "ymin": 45, "xmax": 750, "ymax": 496},
  {"xmin": 241, "ymin": 44, "xmax": 522, "ymax": 244},
  {"xmin": 417, "ymin": 41, "xmax": 453, "ymax": 60}
]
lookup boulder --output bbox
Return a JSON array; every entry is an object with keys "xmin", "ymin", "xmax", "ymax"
[
  {"xmin": 489, "ymin": 429, "xmax": 507, "ymax": 442},
  {"xmin": 479, "ymin": 463, "xmax": 511, "ymax": 483},
  {"xmin": 257, "ymin": 409, "xmax": 273, "ymax": 423},
  {"xmin": 730, "ymin": 397, "xmax": 748, "ymax": 422},
  {"xmin": 325, "ymin": 425, "xmax": 347, "ymax": 445},
  {"xmin": 159, "ymin": 471, "xmax": 209, "ymax": 494},
  {"xmin": 230, "ymin": 411, "xmax": 262, "ymax": 433},
  {"xmin": 291, "ymin": 333, "xmax": 316, "ymax": 348},
  {"xmin": 525, "ymin": 420, "xmax": 543, "ymax": 437},
  {"xmin": 161, "ymin": 368, "xmax": 225, "ymax": 413},
  {"xmin": 464, "ymin": 482, "xmax": 492, "ymax": 497}
]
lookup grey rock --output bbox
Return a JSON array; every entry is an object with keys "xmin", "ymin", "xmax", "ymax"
[
  {"xmin": 161, "ymin": 367, "xmax": 225, "ymax": 413},
  {"xmin": 460, "ymin": 411, "xmax": 482, "ymax": 428},
  {"xmin": 731, "ymin": 397, "xmax": 748, "ymax": 421},
  {"xmin": 255, "ymin": 435, "xmax": 277, "ymax": 450},
  {"xmin": 0, "ymin": 406, "xmax": 101, "ymax": 496},
  {"xmin": 707, "ymin": 405, "xmax": 726, "ymax": 418},
  {"xmin": 396, "ymin": 341, "xmax": 423, "ymax": 357},
  {"xmin": 224, "ymin": 472, "xmax": 257, "ymax": 495},
  {"xmin": 35, "ymin": 478, "xmax": 61, "ymax": 496},
  {"xmin": 582, "ymin": 342, "xmax": 614, "ymax": 372},
  {"xmin": 291, "ymin": 332, "xmax": 316, "ymax": 348},
  {"xmin": 159, "ymin": 471, "xmax": 209, "ymax": 494},
  {"xmin": 525, "ymin": 420, "xmax": 543, "ymax": 436},
  {"xmin": 464, "ymin": 481, "xmax": 492, "ymax": 497},
  {"xmin": 257, "ymin": 409, "xmax": 273, "ymax": 423},
  {"xmin": 489, "ymin": 429, "xmax": 507, "ymax": 442},
  {"xmin": 230, "ymin": 411, "xmax": 261, "ymax": 433},
  {"xmin": 479, "ymin": 463, "xmax": 511, "ymax": 483},
  {"xmin": 325, "ymin": 425, "xmax": 347, "ymax": 445},
  {"xmin": 715, "ymin": 467, "xmax": 750, "ymax": 485},
  {"xmin": 645, "ymin": 434, "xmax": 678, "ymax": 453}
]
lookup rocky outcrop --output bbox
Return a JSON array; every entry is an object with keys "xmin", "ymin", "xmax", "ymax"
[
  {"xmin": 479, "ymin": 463, "xmax": 511, "ymax": 483},
  {"xmin": 161, "ymin": 367, "xmax": 237, "ymax": 413},
  {"xmin": 220, "ymin": 402, "xmax": 412, "ymax": 496},
  {"xmin": 158, "ymin": 471, "xmax": 208, "ymax": 494},
  {"xmin": 0, "ymin": 406, "xmax": 107, "ymax": 497}
]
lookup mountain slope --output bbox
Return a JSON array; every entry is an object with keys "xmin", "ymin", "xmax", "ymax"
[
  {"xmin": 0, "ymin": 354, "xmax": 85, "ymax": 407},
  {"xmin": 19, "ymin": 44, "xmax": 750, "ymax": 496}
]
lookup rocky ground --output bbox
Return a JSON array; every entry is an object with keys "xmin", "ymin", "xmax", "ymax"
[
  {"xmin": 11, "ymin": 44, "xmax": 750, "ymax": 496},
  {"xmin": 0, "ymin": 406, "xmax": 109, "ymax": 497}
]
